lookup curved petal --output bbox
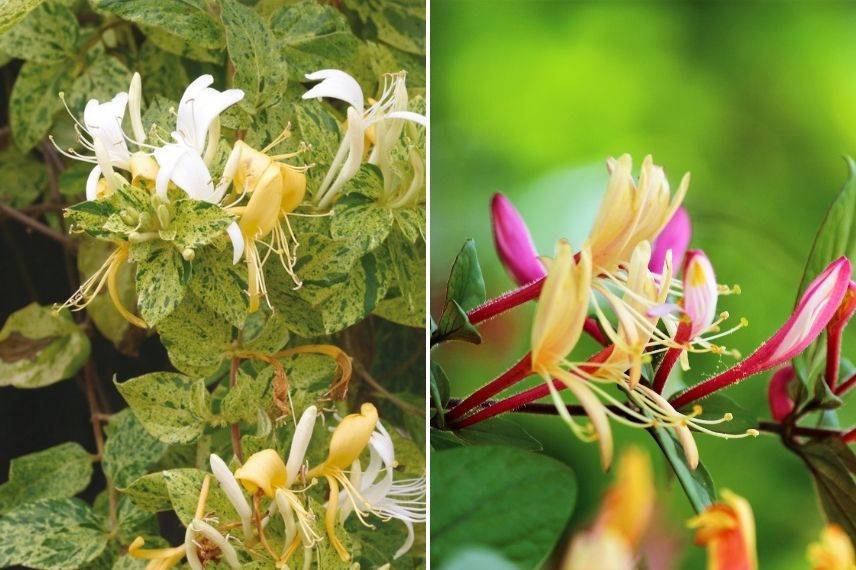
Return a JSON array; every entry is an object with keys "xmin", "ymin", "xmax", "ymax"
[
  {"xmin": 226, "ymin": 222, "xmax": 245, "ymax": 265},
  {"xmin": 384, "ymin": 110, "xmax": 427, "ymax": 126},
  {"xmin": 176, "ymin": 74, "xmax": 244, "ymax": 153},
  {"xmin": 83, "ymin": 94, "xmax": 131, "ymax": 169},
  {"xmin": 285, "ymin": 405, "xmax": 317, "ymax": 486},
  {"xmin": 154, "ymin": 142, "xmax": 216, "ymax": 201},
  {"xmin": 85, "ymin": 164, "xmax": 102, "ymax": 201},
  {"xmin": 303, "ymin": 69, "xmax": 365, "ymax": 111}
]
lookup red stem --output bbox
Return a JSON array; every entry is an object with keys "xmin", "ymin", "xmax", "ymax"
[
  {"xmin": 452, "ymin": 346, "xmax": 614, "ymax": 429},
  {"xmin": 583, "ymin": 317, "xmax": 609, "ymax": 346},
  {"xmin": 446, "ymin": 352, "xmax": 533, "ymax": 422},
  {"xmin": 835, "ymin": 373, "xmax": 856, "ymax": 396},
  {"xmin": 652, "ymin": 321, "xmax": 693, "ymax": 394},
  {"xmin": 669, "ymin": 365, "xmax": 746, "ymax": 409},
  {"xmin": 466, "ymin": 278, "xmax": 545, "ymax": 325},
  {"xmin": 844, "ymin": 427, "xmax": 856, "ymax": 444},
  {"xmin": 825, "ymin": 326, "xmax": 843, "ymax": 390}
]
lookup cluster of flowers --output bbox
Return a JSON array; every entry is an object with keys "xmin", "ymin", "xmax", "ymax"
[
  {"xmin": 127, "ymin": 404, "xmax": 425, "ymax": 568},
  {"xmin": 55, "ymin": 68, "xmax": 425, "ymax": 317},
  {"xmin": 562, "ymin": 447, "xmax": 853, "ymax": 570},
  {"xmin": 447, "ymin": 155, "xmax": 854, "ymax": 470}
]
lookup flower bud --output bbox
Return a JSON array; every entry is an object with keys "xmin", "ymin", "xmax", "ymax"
[
  {"xmin": 768, "ymin": 366, "xmax": 796, "ymax": 422},
  {"xmin": 682, "ymin": 249, "xmax": 718, "ymax": 337},
  {"xmin": 491, "ymin": 193, "xmax": 545, "ymax": 285},
  {"xmin": 650, "ymin": 206, "xmax": 691, "ymax": 275}
]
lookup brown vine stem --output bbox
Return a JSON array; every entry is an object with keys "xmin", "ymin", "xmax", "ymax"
[
  {"xmin": 84, "ymin": 359, "xmax": 117, "ymax": 530},
  {"xmin": 352, "ymin": 358, "xmax": 424, "ymax": 417},
  {"xmin": 229, "ymin": 357, "xmax": 244, "ymax": 462},
  {"xmin": 0, "ymin": 202, "xmax": 76, "ymax": 250}
]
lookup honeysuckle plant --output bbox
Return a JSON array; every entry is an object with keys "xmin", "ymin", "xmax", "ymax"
[
  {"xmin": 431, "ymin": 153, "xmax": 856, "ymax": 567},
  {"xmin": 0, "ymin": 1, "xmax": 425, "ymax": 568}
]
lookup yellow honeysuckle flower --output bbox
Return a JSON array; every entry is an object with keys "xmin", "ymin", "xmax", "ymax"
[
  {"xmin": 808, "ymin": 525, "xmax": 856, "ymax": 570},
  {"xmin": 561, "ymin": 447, "xmax": 654, "ymax": 570},
  {"xmin": 234, "ymin": 448, "xmax": 288, "ymax": 498},
  {"xmin": 128, "ymin": 536, "xmax": 186, "ymax": 570},
  {"xmin": 688, "ymin": 489, "xmax": 757, "ymax": 570},
  {"xmin": 586, "ymin": 154, "xmax": 688, "ymax": 274},
  {"xmin": 306, "ymin": 403, "xmax": 379, "ymax": 561}
]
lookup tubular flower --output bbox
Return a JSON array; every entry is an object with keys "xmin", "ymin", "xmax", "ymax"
[
  {"xmin": 302, "ymin": 69, "xmax": 426, "ymax": 209},
  {"xmin": 306, "ymin": 403, "xmax": 379, "ymax": 560},
  {"xmin": 184, "ymin": 519, "xmax": 241, "ymax": 570},
  {"xmin": 562, "ymin": 447, "xmax": 654, "ymax": 570},
  {"xmin": 209, "ymin": 454, "xmax": 253, "ymax": 538},
  {"xmin": 688, "ymin": 490, "xmax": 757, "ymax": 570},
  {"xmin": 672, "ymin": 257, "xmax": 852, "ymax": 409},
  {"xmin": 51, "ymin": 72, "xmax": 157, "ymax": 200},
  {"xmin": 128, "ymin": 537, "xmax": 186, "ymax": 570},
  {"xmin": 650, "ymin": 206, "xmax": 691, "ymax": 275},
  {"xmin": 585, "ymin": 154, "xmax": 689, "ymax": 274},
  {"xmin": 221, "ymin": 138, "xmax": 309, "ymax": 311},
  {"xmin": 491, "ymin": 193, "xmax": 546, "ymax": 285},
  {"xmin": 341, "ymin": 420, "xmax": 426, "ymax": 560},
  {"xmin": 767, "ymin": 366, "xmax": 796, "ymax": 422},
  {"xmin": 807, "ymin": 525, "xmax": 856, "ymax": 570}
]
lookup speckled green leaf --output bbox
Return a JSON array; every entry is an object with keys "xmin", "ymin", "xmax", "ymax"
[
  {"xmin": 220, "ymin": 0, "xmax": 287, "ymax": 111},
  {"xmin": 135, "ymin": 246, "xmax": 190, "ymax": 326},
  {"xmin": 0, "ymin": 443, "xmax": 93, "ymax": 514},
  {"xmin": 292, "ymin": 98, "xmax": 341, "ymax": 165},
  {"xmin": 161, "ymin": 468, "xmax": 233, "ymax": 525},
  {"xmin": 189, "ymin": 250, "xmax": 247, "ymax": 328},
  {"xmin": 379, "ymin": 226, "xmax": 424, "ymax": 318},
  {"xmin": 331, "ymin": 194, "xmax": 394, "ymax": 255},
  {"xmin": 171, "ymin": 199, "xmax": 234, "ymax": 251},
  {"xmin": 118, "ymin": 472, "xmax": 171, "ymax": 514},
  {"xmin": 141, "ymin": 24, "xmax": 224, "ymax": 63},
  {"xmin": 344, "ymin": 0, "xmax": 425, "ymax": 55},
  {"xmin": 66, "ymin": 52, "xmax": 131, "ymax": 116},
  {"xmin": 115, "ymin": 372, "xmax": 211, "ymax": 444},
  {"xmin": 0, "ymin": 1, "xmax": 78, "ymax": 63},
  {"xmin": 115, "ymin": 498, "xmax": 160, "ymax": 546},
  {"xmin": 0, "ymin": 145, "xmax": 47, "ymax": 207},
  {"xmin": 221, "ymin": 367, "xmax": 273, "ymax": 424},
  {"xmin": 393, "ymin": 205, "xmax": 425, "ymax": 243},
  {"xmin": 357, "ymin": 40, "xmax": 425, "ymax": 89},
  {"xmin": 103, "ymin": 409, "xmax": 169, "ymax": 489},
  {"xmin": 9, "ymin": 59, "xmax": 73, "ymax": 151},
  {"xmin": 289, "ymin": 232, "xmax": 362, "ymax": 306},
  {"xmin": 374, "ymin": 292, "xmax": 425, "ymax": 328},
  {"xmin": 0, "ymin": 0, "xmax": 44, "ymax": 34},
  {"xmin": 58, "ymin": 161, "xmax": 90, "ymax": 198},
  {"xmin": 95, "ymin": 0, "xmax": 225, "ymax": 52},
  {"xmin": 0, "ymin": 303, "xmax": 90, "ymax": 388},
  {"xmin": 157, "ymin": 293, "xmax": 232, "ymax": 376},
  {"xmin": 320, "ymin": 250, "xmax": 392, "ymax": 333},
  {"xmin": 269, "ymin": 0, "xmax": 358, "ymax": 81},
  {"xmin": 267, "ymin": 287, "xmax": 325, "ymax": 338},
  {"xmin": 0, "ymin": 498, "xmax": 108, "ymax": 569},
  {"xmin": 240, "ymin": 309, "xmax": 290, "ymax": 353},
  {"xmin": 136, "ymin": 41, "xmax": 190, "ymax": 101},
  {"xmin": 140, "ymin": 94, "xmax": 177, "ymax": 145}
]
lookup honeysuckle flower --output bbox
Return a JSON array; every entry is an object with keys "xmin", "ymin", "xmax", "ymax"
[
  {"xmin": 303, "ymin": 69, "xmax": 426, "ymax": 209},
  {"xmin": 341, "ymin": 420, "xmax": 426, "ymax": 560},
  {"xmin": 688, "ymin": 489, "xmax": 757, "ymax": 570},
  {"xmin": 807, "ymin": 524, "xmax": 855, "ymax": 570},
  {"xmin": 585, "ymin": 154, "xmax": 688, "ymax": 274},
  {"xmin": 768, "ymin": 366, "xmax": 796, "ymax": 422},
  {"xmin": 306, "ymin": 402, "xmax": 379, "ymax": 560},
  {"xmin": 650, "ymin": 206, "xmax": 691, "ymax": 275},
  {"xmin": 209, "ymin": 454, "xmax": 253, "ymax": 538},
  {"xmin": 682, "ymin": 250, "xmax": 719, "ymax": 338},
  {"xmin": 173, "ymin": 75, "xmax": 244, "ymax": 160},
  {"xmin": 491, "ymin": 192, "xmax": 546, "ymax": 285},
  {"xmin": 672, "ymin": 256, "xmax": 852, "ymax": 409},
  {"xmin": 562, "ymin": 447, "xmax": 654, "ymax": 570},
  {"xmin": 184, "ymin": 518, "xmax": 241, "ymax": 570},
  {"xmin": 128, "ymin": 536, "xmax": 186, "ymax": 570}
]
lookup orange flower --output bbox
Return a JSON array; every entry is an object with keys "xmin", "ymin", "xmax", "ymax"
[
  {"xmin": 807, "ymin": 525, "xmax": 855, "ymax": 570},
  {"xmin": 688, "ymin": 490, "xmax": 757, "ymax": 570}
]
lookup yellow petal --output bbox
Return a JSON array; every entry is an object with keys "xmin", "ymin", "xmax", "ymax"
[
  {"xmin": 234, "ymin": 449, "xmax": 288, "ymax": 497},
  {"xmin": 808, "ymin": 524, "xmax": 856, "ymax": 570},
  {"xmin": 595, "ymin": 447, "xmax": 654, "ymax": 547},
  {"xmin": 325, "ymin": 403, "xmax": 378, "ymax": 470}
]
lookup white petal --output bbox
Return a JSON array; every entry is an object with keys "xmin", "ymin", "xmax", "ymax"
[
  {"xmin": 286, "ymin": 405, "xmax": 317, "ymax": 486},
  {"xmin": 393, "ymin": 520, "xmax": 415, "ymax": 559},
  {"xmin": 155, "ymin": 142, "xmax": 215, "ymax": 201},
  {"xmin": 177, "ymin": 75, "xmax": 244, "ymax": 154},
  {"xmin": 209, "ymin": 453, "xmax": 252, "ymax": 536},
  {"xmin": 384, "ymin": 110, "xmax": 427, "ymax": 127},
  {"xmin": 303, "ymin": 69, "xmax": 364, "ymax": 111},
  {"xmin": 153, "ymin": 144, "xmax": 184, "ymax": 200},
  {"xmin": 85, "ymin": 165, "xmax": 102, "ymax": 201},
  {"xmin": 227, "ymin": 222, "xmax": 245, "ymax": 265},
  {"xmin": 190, "ymin": 520, "xmax": 240, "ymax": 569},
  {"xmin": 84, "ymin": 95, "xmax": 131, "ymax": 168}
]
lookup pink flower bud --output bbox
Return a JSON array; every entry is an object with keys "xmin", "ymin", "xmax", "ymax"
[
  {"xmin": 671, "ymin": 257, "xmax": 852, "ymax": 409},
  {"xmin": 768, "ymin": 366, "xmax": 795, "ymax": 422},
  {"xmin": 650, "ymin": 206, "xmax": 691, "ymax": 275},
  {"xmin": 682, "ymin": 250, "xmax": 718, "ymax": 337},
  {"xmin": 491, "ymin": 193, "xmax": 546, "ymax": 285}
]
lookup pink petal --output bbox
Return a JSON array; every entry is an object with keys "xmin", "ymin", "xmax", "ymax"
[
  {"xmin": 650, "ymin": 206, "xmax": 691, "ymax": 275},
  {"xmin": 491, "ymin": 193, "xmax": 546, "ymax": 285},
  {"xmin": 683, "ymin": 249, "xmax": 718, "ymax": 337},
  {"xmin": 767, "ymin": 366, "xmax": 795, "ymax": 422}
]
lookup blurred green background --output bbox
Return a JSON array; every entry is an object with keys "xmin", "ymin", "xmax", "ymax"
[{"xmin": 430, "ymin": 1, "xmax": 856, "ymax": 568}]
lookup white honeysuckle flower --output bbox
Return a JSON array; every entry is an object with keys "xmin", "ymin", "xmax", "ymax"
[
  {"xmin": 341, "ymin": 421, "xmax": 426, "ymax": 560},
  {"xmin": 174, "ymin": 74, "xmax": 244, "ymax": 157},
  {"xmin": 209, "ymin": 454, "xmax": 253, "ymax": 538},
  {"xmin": 83, "ymin": 93, "xmax": 132, "ymax": 170},
  {"xmin": 286, "ymin": 405, "xmax": 318, "ymax": 486},
  {"xmin": 302, "ymin": 69, "xmax": 426, "ymax": 209},
  {"xmin": 184, "ymin": 519, "xmax": 240, "ymax": 570},
  {"xmin": 153, "ymin": 142, "xmax": 222, "ymax": 202}
]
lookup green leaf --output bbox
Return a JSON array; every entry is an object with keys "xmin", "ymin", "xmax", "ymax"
[
  {"xmin": 649, "ymin": 424, "xmax": 716, "ymax": 513},
  {"xmin": 432, "ymin": 300, "xmax": 481, "ymax": 346},
  {"xmin": 161, "ymin": 468, "xmax": 234, "ymax": 525},
  {"xmin": 0, "ymin": 144, "xmax": 47, "ymax": 207},
  {"xmin": 188, "ymin": 249, "xmax": 247, "ymax": 328},
  {"xmin": 9, "ymin": 60, "xmax": 73, "ymax": 151},
  {"xmin": 118, "ymin": 472, "xmax": 171, "ymax": 514},
  {"xmin": 0, "ymin": 303, "xmax": 90, "ymax": 388},
  {"xmin": 0, "ymin": 498, "xmax": 108, "ymax": 569},
  {"xmin": 0, "ymin": 0, "xmax": 45, "ymax": 35},
  {"xmin": 445, "ymin": 239, "xmax": 485, "ymax": 311},
  {"xmin": 678, "ymin": 393, "xmax": 758, "ymax": 435},
  {"xmin": 171, "ymin": 199, "xmax": 234, "ymax": 251},
  {"xmin": 114, "ymin": 497, "xmax": 160, "ymax": 546},
  {"xmin": 157, "ymin": 293, "xmax": 233, "ymax": 376},
  {"xmin": 440, "ymin": 547, "xmax": 517, "ymax": 570},
  {"xmin": 103, "ymin": 410, "xmax": 169, "ymax": 489},
  {"xmin": 115, "ymin": 372, "xmax": 211, "ymax": 444},
  {"xmin": 430, "ymin": 361, "xmax": 450, "ymax": 425},
  {"xmin": 95, "ymin": 0, "xmax": 225, "ymax": 53},
  {"xmin": 431, "ymin": 445, "xmax": 576, "ymax": 568},
  {"xmin": 134, "ymin": 245, "xmax": 190, "ymax": 326},
  {"xmin": 136, "ymin": 41, "xmax": 190, "ymax": 101},
  {"xmin": 65, "ymin": 52, "xmax": 132, "ymax": 117},
  {"xmin": 219, "ymin": 0, "xmax": 287, "ymax": 111},
  {"xmin": 289, "ymin": 232, "xmax": 363, "ymax": 306},
  {"xmin": 318, "ymin": 250, "xmax": 392, "ymax": 334},
  {"xmin": 331, "ymin": 195, "xmax": 394, "ymax": 256},
  {"xmin": 454, "ymin": 418, "xmax": 542, "ymax": 451},
  {"xmin": 0, "ymin": 1, "xmax": 78, "ymax": 63},
  {"xmin": 269, "ymin": 0, "xmax": 358, "ymax": 81},
  {"xmin": 795, "ymin": 157, "xmax": 856, "ymax": 379},
  {"xmin": 0, "ymin": 443, "xmax": 93, "ymax": 514},
  {"xmin": 344, "ymin": 0, "xmax": 425, "ymax": 55},
  {"xmin": 58, "ymin": 162, "xmax": 90, "ymax": 198},
  {"xmin": 797, "ymin": 437, "xmax": 856, "ymax": 543}
]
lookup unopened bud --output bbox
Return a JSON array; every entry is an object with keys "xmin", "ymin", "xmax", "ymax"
[
  {"xmin": 156, "ymin": 204, "xmax": 170, "ymax": 228},
  {"xmin": 181, "ymin": 248, "xmax": 195, "ymax": 261}
]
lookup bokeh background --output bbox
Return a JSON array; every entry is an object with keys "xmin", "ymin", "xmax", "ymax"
[{"xmin": 430, "ymin": 1, "xmax": 856, "ymax": 568}]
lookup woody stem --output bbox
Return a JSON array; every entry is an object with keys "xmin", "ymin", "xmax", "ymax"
[{"xmin": 229, "ymin": 357, "xmax": 244, "ymax": 462}]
